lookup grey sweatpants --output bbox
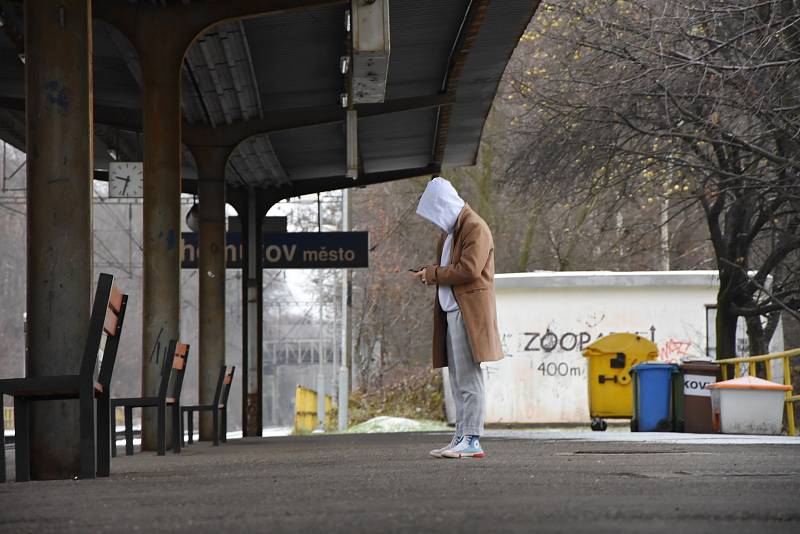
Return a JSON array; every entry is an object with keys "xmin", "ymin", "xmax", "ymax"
[{"xmin": 446, "ymin": 309, "xmax": 485, "ymax": 437}]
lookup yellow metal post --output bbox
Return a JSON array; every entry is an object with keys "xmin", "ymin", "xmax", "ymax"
[
  {"xmin": 294, "ymin": 385, "xmax": 334, "ymax": 434},
  {"xmin": 295, "ymin": 386, "xmax": 315, "ymax": 434},
  {"xmin": 784, "ymin": 357, "xmax": 795, "ymax": 436},
  {"xmin": 325, "ymin": 395, "xmax": 333, "ymax": 428}
]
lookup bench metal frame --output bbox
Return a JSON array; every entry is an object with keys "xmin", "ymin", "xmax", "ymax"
[
  {"xmin": 182, "ymin": 365, "xmax": 235, "ymax": 446},
  {"xmin": 0, "ymin": 273, "xmax": 128, "ymax": 482},
  {"xmin": 111, "ymin": 341, "xmax": 190, "ymax": 456}
]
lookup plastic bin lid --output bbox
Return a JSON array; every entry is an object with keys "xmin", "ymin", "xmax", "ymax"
[
  {"xmin": 707, "ymin": 376, "xmax": 792, "ymax": 391},
  {"xmin": 582, "ymin": 333, "xmax": 658, "ymax": 359},
  {"xmin": 680, "ymin": 361, "xmax": 720, "ymax": 373},
  {"xmin": 631, "ymin": 362, "xmax": 678, "ymax": 372}
]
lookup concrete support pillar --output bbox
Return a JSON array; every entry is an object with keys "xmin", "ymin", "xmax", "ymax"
[
  {"xmin": 240, "ymin": 191, "xmax": 265, "ymax": 436},
  {"xmin": 232, "ymin": 191, "xmax": 274, "ymax": 437},
  {"xmin": 24, "ymin": 0, "xmax": 93, "ymax": 479},
  {"xmin": 194, "ymin": 149, "xmax": 227, "ymax": 441},
  {"xmin": 140, "ymin": 46, "xmax": 183, "ymax": 451}
]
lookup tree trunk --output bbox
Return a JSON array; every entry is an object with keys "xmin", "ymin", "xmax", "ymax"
[
  {"xmin": 745, "ymin": 315, "xmax": 769, "ymax": 357},
  {"xmin": 715, "ymin": 305, "xmax": 738, "ymax": 360}
]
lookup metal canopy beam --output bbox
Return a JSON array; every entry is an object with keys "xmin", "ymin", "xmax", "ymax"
[
  {"xmin": 432, "ymin": 0, "xmax": 490, "ymax": 165},
  {"xmin": 185, "ymin": 93, "xmax": 454, "ymax": 148},
  {"xmin": 97, "ymin": 163, "xmax": 442, "ymax": 200},
  {"xmin": 94, "ymin": 0, "xmax": 347, "ymax": 60},
  {"xmin": 0, "ymin": 97, "xmax": 143, "ymax": 136},
  {"xmin": 264, "ymin": 164, "xmax": 442, "ymax": 202},
  {"xmin": 0, "ymin": 92, "xmax": 453, "ymax": 151}
]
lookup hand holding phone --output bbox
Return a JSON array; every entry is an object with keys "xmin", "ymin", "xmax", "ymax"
[{"xmin": 409, "ymin": 268, "xmax": 428, "ymax": 285}]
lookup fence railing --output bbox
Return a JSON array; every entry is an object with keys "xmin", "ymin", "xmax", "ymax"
[{"xmin": 716, "ymin": 347, "xmax": 800, "ymax": 436}]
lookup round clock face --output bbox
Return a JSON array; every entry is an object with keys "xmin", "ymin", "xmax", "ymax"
[{"xmin": 108, "ymin": 161, "xmax": 143, "ymax": 198}]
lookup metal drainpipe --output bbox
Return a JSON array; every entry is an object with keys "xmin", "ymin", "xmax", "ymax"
[
  {"xmin": 317, "ymin": 273, "xmax": 326, "ymax": 430},
  {"xmin": 246, "ymin": 189, "xmax": 259, "ymax": 435},
  {"xmin": 338, "ymin": 188, "xmax": 350, "ymax": 430},
  {"xmin": 316, "ymin": 193, "xmax": 326, "ymax": 430}
]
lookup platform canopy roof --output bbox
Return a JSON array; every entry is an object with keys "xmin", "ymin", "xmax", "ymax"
[{"xmin": 0, "ymin": 0, "xmax": 540, "ymax": 197}]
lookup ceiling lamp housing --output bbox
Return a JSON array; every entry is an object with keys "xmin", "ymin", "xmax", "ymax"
[{"xmin": 351, "ymin": 0, "xmax": 390, "ymax": 104}]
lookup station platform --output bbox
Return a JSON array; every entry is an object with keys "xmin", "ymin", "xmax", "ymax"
[{"xmin": 1, "ymin": 431, "xmax": 798, "ymax": 533}]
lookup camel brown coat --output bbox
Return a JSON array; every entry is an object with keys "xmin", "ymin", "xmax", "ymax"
[{"xmin": 423, "ymin": 204, "xmax": 504, "ymax": 369}]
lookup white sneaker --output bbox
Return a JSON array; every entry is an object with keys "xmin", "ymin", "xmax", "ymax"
[
  {"xmin": 429, "ymin": 434, "xmax": 463, "ymax": 458},
  {"xmin": 442, "ymin": 435, "xmax": 485, "ymax": 458}
]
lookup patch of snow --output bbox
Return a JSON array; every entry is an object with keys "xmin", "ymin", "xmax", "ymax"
[{"xmin": 343, "ymin": 416, "xmax": 449, "ymax": 434}]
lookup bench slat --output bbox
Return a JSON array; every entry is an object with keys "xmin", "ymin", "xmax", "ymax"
[
  {"xmin": 103, "ymin": 309, "xmax": 119, "ymax": 337},
  {"xmin": 111, "ymin": 396, "xmax": 160, "ymax": 407},
  {"xmin": 108, "ymin": 284, "xmax": 124, "ymax": 314},
  {"xmin": 0, "ymin": 375, "xmax": 81, "ymax": 396}
]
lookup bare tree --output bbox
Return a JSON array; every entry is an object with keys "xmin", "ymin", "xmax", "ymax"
[
  {"xmin": 350, "ymin": 179, "xmax": 435, "ymax": 388},
  {"xmin": 500, "ymin": 0, "xmax": 800, "ymax": 357}
]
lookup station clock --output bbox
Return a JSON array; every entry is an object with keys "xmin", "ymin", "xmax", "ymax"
[{"xmin": 108, "ymin": 161, "xmax": 143, "ymax": 198}]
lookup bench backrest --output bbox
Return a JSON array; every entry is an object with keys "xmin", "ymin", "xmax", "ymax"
[
  {"xmin": 79, "ymin": 273, "xmax": 128, "ymax": 386},
  {"xmin": 97, "ymin": 284, "xmax": 128, "ymax": 390},
  {"xmin": 211, "ymin": 365, "xmax": 227, "ymax": 406},
  {"xmin": 157, "ymin": 341, "xmax": 190, "ymax": 401},
  {"xmin": 220, "ymin": 366, "xmax": 236, "ymax": 408}
]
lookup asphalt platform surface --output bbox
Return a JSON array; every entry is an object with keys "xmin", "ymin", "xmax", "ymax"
[{"xmin": 1, "ymin": 432, "xmax": 799, "ymax": 533}]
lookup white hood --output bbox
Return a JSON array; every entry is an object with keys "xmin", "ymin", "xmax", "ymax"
[{"xmin": 415, "ymin": 177, "xmax": 465, "ymax": 233}]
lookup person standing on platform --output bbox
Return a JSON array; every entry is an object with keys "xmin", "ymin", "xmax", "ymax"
[{"xmin": 412, "ymin": 177, "xmax": 504, "ymax": 459}]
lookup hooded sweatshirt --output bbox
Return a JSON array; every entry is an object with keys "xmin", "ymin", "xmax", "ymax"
[{"xmin": 415, "ymin": 177, "xmax": 465, "ymax": 313}]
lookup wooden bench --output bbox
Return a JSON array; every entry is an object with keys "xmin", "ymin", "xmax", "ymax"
[
  {"xmin": 0, "ymin": 273, "xmax": 128, "ymax": 482},
  {"xmin": 111, "ymin": 341, "xmax": 189, "ymax": 456},
  {"xmin": 182, "ymin": 365, "xmax": 235, "ymax": 446}
]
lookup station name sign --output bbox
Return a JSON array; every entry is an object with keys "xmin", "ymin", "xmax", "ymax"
[{"xmin": 181, "ymin": 232, "xmax": 369, "ymax": 269}]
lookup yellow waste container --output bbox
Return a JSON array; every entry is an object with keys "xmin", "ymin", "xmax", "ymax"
[{"xmin": 582, "ymin": 333, "xmax": 659, "ymax": 431}]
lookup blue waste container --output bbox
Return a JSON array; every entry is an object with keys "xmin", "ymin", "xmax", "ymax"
[{"xmin": 630, "ymin": 363, "xmax": 678, "ymax": 432}]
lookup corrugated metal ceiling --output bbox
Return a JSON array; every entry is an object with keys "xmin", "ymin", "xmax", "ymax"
[{"xmin": 0, "ymin": 0, "xmax": 540, "ymax": 193}]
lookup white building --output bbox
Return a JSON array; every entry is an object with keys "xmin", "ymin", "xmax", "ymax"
[{"xmin": 444, "ymin": 271, "xmax": 783, "ymax": 425}]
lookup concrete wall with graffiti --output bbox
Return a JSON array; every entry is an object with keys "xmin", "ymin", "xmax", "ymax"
[{"xmin": 444, "ymin": 271, "xmax": 783, "ymax": 425}]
